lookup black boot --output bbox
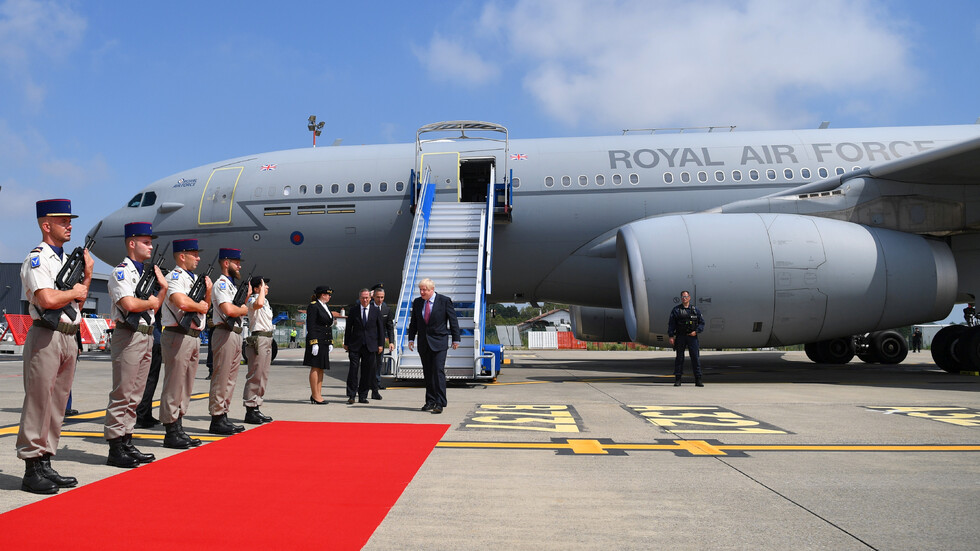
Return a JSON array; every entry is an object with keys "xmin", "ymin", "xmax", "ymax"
[
  {"xmin": 123, "ymin": 434, "xmax": 155, "ymax": 463},
  {"xmin": 255, "ymin": 408, "xmax": 272, "ymax": 423},
  {"xmin": 674, "ymin": 376, "xmax": 682, "ymax": 387},
  {"xmin": 22, "ymin": 457, "xmax": 58, "ymax": 494},
  {"xmin": 39, "ymin": 454, "xmax": 77, "ymax": 488},
  {"xmin": 163, "ymin": 422, "xmax": 193, "ymax": 449},
  {"xmin": 107, "ymin": 437, "xmax": 140, "ymax": 468},
  {"xmin": 176, "ymin": 417, "xmax": 202, "ymax": 447},
  {"xmin": 209, "ymin": 414, "xmax": 239, "ymax": 435},
  {"xmin": 244, "ymin": 407, "xmax": 267, "ymax": 425},
  {"xmin": 695, "ymin": 377, "xmax": 704, "ymax": 387}
]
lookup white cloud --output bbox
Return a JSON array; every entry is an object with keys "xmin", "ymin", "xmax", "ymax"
[
  {"xmin": 427, "ymin": 0, "xmax": 918, "ymax": 130},
  {"xmin": 414, "ymin": 33, "xmax": 501, "ymax": 87}
]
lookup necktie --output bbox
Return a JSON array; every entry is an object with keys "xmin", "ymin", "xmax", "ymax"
[
  {"xmin": 363, "ymin": 307, "xmax": 368, "ymax": 325},
  {"xmin": 424, "ymin": 299, "xmax": 431, "ymax": 323}
]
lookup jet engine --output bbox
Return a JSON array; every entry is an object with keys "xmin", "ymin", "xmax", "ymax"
[
  {"xmin": 569, "ymin": 306, "xmax": 633, "ymax": 343},
  {"xmin": 616, "ymin": 213, "xmax": 957, "ymax": 348}
]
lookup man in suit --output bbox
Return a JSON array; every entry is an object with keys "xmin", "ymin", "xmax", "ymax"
[
  {"xmin": 370, "ymin": 283, "xmax": 395, "ymax": 400},
  {"xmin": 408, "ymin": 278, "xmax": 460, "ymax": 414},
  {"xmin": 343, "ymin": 288, "xmax": 384, "ymax": 404}
]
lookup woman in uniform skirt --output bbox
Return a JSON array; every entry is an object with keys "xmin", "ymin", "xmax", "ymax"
[{"xmin": 305, "ymin": 286, "xmax": 337, "ymax": 404}]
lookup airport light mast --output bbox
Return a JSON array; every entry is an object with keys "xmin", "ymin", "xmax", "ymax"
[{"xmin": 308, "ymin": 115, "xmax": 325, "ymax": 147}]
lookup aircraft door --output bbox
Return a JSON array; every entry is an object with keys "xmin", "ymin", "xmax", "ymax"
[
  {"xmin": 459, "ymin": 157, "xmax": 495, "ymax": 203},
  {"xmin": 420, "ymin": 152, "xmax": 459, "ymax": 198},
  {"xmin": 198, "ymin": 166, "xmax": 243, "ymax": 225}
]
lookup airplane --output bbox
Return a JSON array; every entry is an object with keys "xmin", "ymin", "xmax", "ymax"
[{"xmin": 87, "ymin": 120, "xmax": 980, "ymax": 375}]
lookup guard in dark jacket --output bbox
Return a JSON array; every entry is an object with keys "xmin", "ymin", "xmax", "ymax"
[
  {"xmin": 667, "ymin": 290, "xmax": 705, "ymax": 386},
  {"xmin": 305, "ymin": 286, "xmax": 334, "ymax": 404}
]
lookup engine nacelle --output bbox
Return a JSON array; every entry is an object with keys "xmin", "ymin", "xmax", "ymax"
[
  {"xmin": 617, "ymin": 213, "xmax": 957, "ymax": 348},
  {"xmin": 569, "ymin": 306, "xmax": 634, "ymax": 343}
]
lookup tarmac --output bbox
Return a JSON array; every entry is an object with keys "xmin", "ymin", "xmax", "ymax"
[{"xmin": 1, "ymin": 346, "xmax": 978, "ymax": 550}]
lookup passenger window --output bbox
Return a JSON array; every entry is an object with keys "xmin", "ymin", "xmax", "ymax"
[
  {"xmin": 545, "ymin": 176, "xmax": 554, "ymax": 188},
  {"xmin": 715, "ymin": 171, "xmax": 725, "ymax": 182},
  {"xmin": 315, "ymin": 184, "xmax": 323, "ymax": 194},
  {"xmin": 380, "ymin": 182, "xmax": 388, "ymax": 192},
  {"xmin": 732, "ymin": 170, "xmax": 742, "ymax": 181},
  {"xmin": 766, "ymin": 169, "xmax": 776, "ymax": 180},
  {"xmin": 697, "ymin": 171, "xmax": 707, "ymax": 183},
  {"xmin": 818, "ymin": 167, "xmax": 828, "ymax": 178},
  {"xmin": 347, "ymin": 183, "xmax": 355, "ymax": 193},
  {"xmin": 612, "ymin": 174, "xmax": 622, "ymax": 185},
  {"xmin": 579, "ymin": 175, "xmax": 588, "ymax": 186},
  {"xmin": 681, "ymin": 172, "xmax": 691, "ymax": 183},
  {"xmin": 331, "ymin": 184, "xmax": 339, "ymax": 194},
  {"xmin": 299, "ymin": 185, "xmax": 308, "ymax": 195},
  {"xmin": 128, "ymin": 194, "xmax": 143, "ymax": 208},
  {"xmin": 749, "ymin": 169, "xmax": 760, "ymax": 181},
  {"xmin": 836, "ymin": 167, "xmax": 845, "ymax": 175},
  {"xmin": 561, "ymin": 176, "xmax": 571, "ymax": 187},
  {"xmin": 141, "ymin": 192, "xmax": 157, "ymax": 207},
  {"xmin": 595, "ymin": 175, "xmax": 605, "ymax": 186},
  {"xmin": 363, "ymin": 183, "xmax": 371, "ymax": 193},
  {"xmin": 629, "ymin": 173, "xmax": 639, "ymax": 185},
  {"xmin": 801, "ymin": 168, "xmax": 811, "ymax": 179},
  {"xmin": 852, "ymin": 166, "xmax": 861, "ymax": 171},
  {"xmin": 283, "ymin": 186, "xmax": 291, "ymax": 196},
  {"xmin": 513, "ymin": 177, "xmax": 521, "ymax": 189},
  {"xmin": 783, "ymin": 168, "xmax": 794, "ymax": 179},
  {"xmin": 396, "ymin": 181, "xmax": 404, "ymax": 192},
  {"xmin": 663, "ymin": 173, "xmax": 673, "ymax": 184}
]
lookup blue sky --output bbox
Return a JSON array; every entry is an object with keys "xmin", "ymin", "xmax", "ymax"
[{"xmin": 1, "ymin": 0, "xmax": 978, "ymax": 317}]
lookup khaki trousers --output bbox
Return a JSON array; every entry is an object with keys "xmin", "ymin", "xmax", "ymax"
[
  {"xmin": 209, "ymin": 326, "xmax": 242, "ymax": 416},
  {"xmin": 16, "ymin": 326, "xmax": 77, "ymax": 460},
  {"xmin": 160, "ymin": 329, "xmax": 199, "ymax": 424},
  {"xmin": 104, "ymin": 326, "xmax": 152, "ymax": 439},
  {"xmin": 243, "ymin": 335, "xmax": 272, "ymax": 407}
]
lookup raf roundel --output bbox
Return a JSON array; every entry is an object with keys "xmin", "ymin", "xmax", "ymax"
[{"xmin": 290, "ymin": 231, "xmax": 304, "ymax": 246}]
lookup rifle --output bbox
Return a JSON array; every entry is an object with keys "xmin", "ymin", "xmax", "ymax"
[
  {"xmin": 124, "ymin": 242, "xmax": 170, "ymax": 329},
  {"xmin": 178, "ymin": 252, "xmax": 218, "ymax": 331},
  {"xmin": 226, "ymin": 264, "xmax": 256, "ymax": 327},
  {"xmin": 39, "ymin": 235, "xmax": 95, "ymax": 327}
]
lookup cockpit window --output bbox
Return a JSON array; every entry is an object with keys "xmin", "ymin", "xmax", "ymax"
[
  {"xmin": 141, "ymin": 191, "xmax": 157, "ymax": 207},
  {"xmin": 128, "ymin": 194, "xmax": 143, "ymax": 208}
]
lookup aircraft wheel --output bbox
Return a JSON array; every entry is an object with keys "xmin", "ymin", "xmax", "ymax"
[
  {"xmin": 817, "ymin": 337, "xmax": 855, "ymax": 364},
  {"xmin": 804, "ymin": 342, "xmax": 825, "ymax": 363},
  {"xmin": 857, "ymin": 352, "xmax": 878, "ymax": 364},
  {"xmin": 952, "ymin": 326, "xmax": 980, "ymax": 371},
  {"xmin": 871, "ymin": 330, "xmax": 907, "ymax": 364},
  {"xmin": 931, "ymin": 325, "xmax": 967, "ymax": 373}
]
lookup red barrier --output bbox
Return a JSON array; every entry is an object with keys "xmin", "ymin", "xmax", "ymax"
[
  {"xmin": 556, "ymin": 331, "xmax": 588, "ymax": 350},
  {"xmin": 79, "ymin": 319, "xmax": 96, "ymax": 345},
  {"xmin": 3, "ymin": 314, "xmax": 34, "ymax": 346}
]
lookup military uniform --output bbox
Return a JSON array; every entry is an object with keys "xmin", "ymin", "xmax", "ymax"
[
  {"xmin": 159, "ymin": 239, "xmax": 205, "ymax": 449},
  {"xmin": 243, "ymin": 276, "xmax": 273, "ymax": 424},
  {"xmin": 17, "ymin": 199, "xmax": 87, "ymax": 494},
  {"xmin": 104, "ymin": 226, "xmax": 158, "ymax": 468},
  {"xmin": 668, "ymin": 302, "xmax": 706, "ymax": 386},
  {"xmin": 208, "ymin": 249, "xmax": 246, "ymax": 435}
]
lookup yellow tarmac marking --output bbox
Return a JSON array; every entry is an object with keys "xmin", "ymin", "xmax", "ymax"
[{"xmin": 61, "ymin": 431, "xmax": 225, "ymax": 442}]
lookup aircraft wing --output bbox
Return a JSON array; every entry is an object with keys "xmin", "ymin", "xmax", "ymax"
[{"xmin": 764, "ymin": 133, "xmax": 980, "ymax": 199}]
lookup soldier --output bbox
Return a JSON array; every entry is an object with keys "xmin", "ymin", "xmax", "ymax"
[
  {"xmin": 668, "ymin": 290, "xmax": 706, "ymax": 387},
  {"xmin": 160, "ymin": 238, "xmax": 212, "ymax": 448},
  {"xmin": 243, "ymin": 276, "xmax": 273, "ymax": 424},
  {"xmin": 104, "ymin": 222, "xmax": 168, "ymax": 468},
  {"xmin": 17, "ymin": 199, "xmax": 93, "ymax": 494},
  {"xmin": 370, "ymin": 283, "xmax": 395, "ymax": 400},
  {"xmin": 208, "ymin": 248, "xmax": 248, "ymax": 435}
]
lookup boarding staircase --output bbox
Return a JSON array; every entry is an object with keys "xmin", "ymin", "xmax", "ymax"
[{"xmin": 388, "ymin": 169, "xmax": 497, "ymax": 380}]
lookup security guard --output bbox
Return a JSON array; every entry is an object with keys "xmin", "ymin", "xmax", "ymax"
[
  {"xmin": 208, "ymin": 248, "xmax": 248, "ymax": 435},
  {"xmin": 243, "ymin": 276, "xmax": 273, "ymax": 424},
  {"xmin": 370, "ymin": 283, "xmax": 394, "ymax": 399},
  {"xmin": 667, "ymin": 290, "xmax": 706, "ymax": 387},
  {"xmin": 17, "ymin": 199, "xmax": 93, "ymax": 494},
  {"xmin": 104, "ymin": 222, "xmax": 168, "ymax": 468},
  {"xmin": 160, "ymin": 238, "xmax": 211, "ymax": 448}
]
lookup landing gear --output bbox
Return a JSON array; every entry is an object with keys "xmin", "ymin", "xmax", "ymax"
[
  {"xmin": 854, "ymin": 330, "xmax": 908, "ymax": 365},
  {"xmin": 804, "ymin": 337, "xmax": 855, "ymax": 364},
  {"xmin": 930, "ymin": 325, "xmax": 980, "ymax": 373}
]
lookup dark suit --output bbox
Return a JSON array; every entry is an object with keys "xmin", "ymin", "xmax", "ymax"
[
  {"xmin": 374, "ymin": 301, "xmax": 394, "ymax": 390},
  {"xmin": 407, "ymin": 293, "xmax": 460, "ymax": 407},
  {"xmin": 343, "ymin": 302, "xmax": 384, "ymax": 400}
]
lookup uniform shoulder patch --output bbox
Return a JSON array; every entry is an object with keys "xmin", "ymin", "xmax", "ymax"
[
  {"xmin": 171, "ymin": 272, "xmax": 180, "ymax": 280},
  {"xmin": 30, "ymin": 255, "xmax": 41, "ymax": 269},
  {"xmin": 218, "ymin": 280, "xmax": 226, "ymax": 290},
  {"xmin": 115, "ymin": 269, "xmax": 126, "ymax": 281}
]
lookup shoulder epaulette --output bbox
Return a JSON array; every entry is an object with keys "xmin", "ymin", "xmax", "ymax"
[{"xmin": 30, "ymin": 247, "xmax": 42, "ymax": 254}]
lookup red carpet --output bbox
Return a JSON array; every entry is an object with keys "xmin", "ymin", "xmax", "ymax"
[{"xmin": 0, "ymin": 422, "xmax": 448, "ymax": 549}]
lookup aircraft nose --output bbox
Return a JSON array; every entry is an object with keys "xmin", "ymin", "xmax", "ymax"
[{"xmin": 86, "ymin": 208, "xmax": 128, "ymax": 266}]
